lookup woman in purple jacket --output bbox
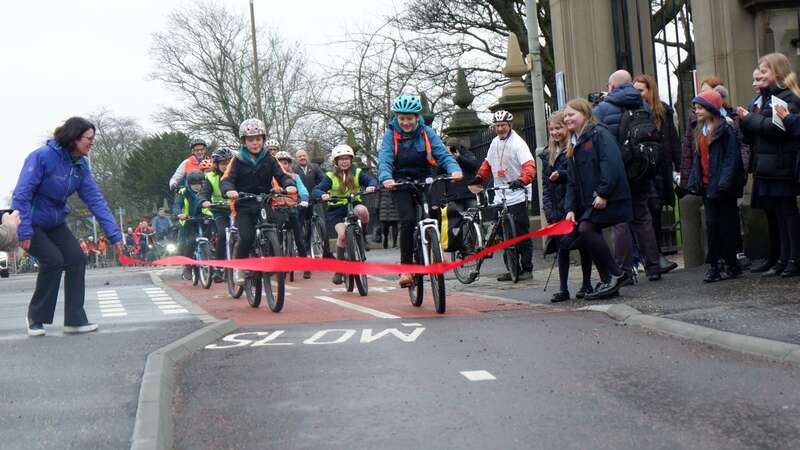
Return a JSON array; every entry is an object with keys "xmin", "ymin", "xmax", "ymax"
[{"xmin": 12, "ymin": 117, "xmax": 123, "ymax": 337}]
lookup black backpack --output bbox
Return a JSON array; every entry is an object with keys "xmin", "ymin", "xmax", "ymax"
[{"xmin": 618, "ymin": 107, "xmax": 661, "ymax": 184}]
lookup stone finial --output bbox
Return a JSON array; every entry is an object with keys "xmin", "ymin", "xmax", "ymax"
[
  {"xmin": 501, "ymin": 33, "xmax": 530, "ymax": 98},
  {"xmin": 420, "ymin": 92, "xmax": 435, "ymax": 126},
  {"xmin": 453, "ymin": 68, "xmax": 475, "ymax": 109}
]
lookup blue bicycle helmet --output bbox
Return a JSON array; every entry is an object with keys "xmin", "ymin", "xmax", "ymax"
[
  {"xmin": 392, "ymin": 95, "xmax": 423, "ymax": 114},
  {"xmin": 212, "ymin": 148, "xmax": 233, "ymax": 162}
]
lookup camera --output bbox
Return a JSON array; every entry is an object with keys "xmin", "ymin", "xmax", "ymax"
[{"xmin": 588, "ymin": 91, "xmax": 605, "ymax": 106}]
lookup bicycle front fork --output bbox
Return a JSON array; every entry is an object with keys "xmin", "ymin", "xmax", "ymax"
[{"xmin": 417, "ymin": 218, "xmax": 440, "ymax": 266}]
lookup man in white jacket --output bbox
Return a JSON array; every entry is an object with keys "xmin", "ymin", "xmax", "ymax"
[{"xmin": 467, "ymin": 110, "xmax": 536, "ymax": 281}]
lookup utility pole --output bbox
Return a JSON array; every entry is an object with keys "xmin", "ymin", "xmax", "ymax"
[
  {"xmin": 249, "ymin": 0, "xmax": 265, "ymax": 124},
  {"xmin": 525, "ymin": 0, "xmax": 549, "ymax": 236}
]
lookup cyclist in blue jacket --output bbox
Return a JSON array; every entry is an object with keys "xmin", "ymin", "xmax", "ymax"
[
  {"xmin": 12, "ymin": 117, "xmax": 123, "ymax": 337},
  {"xmin": 378, "ymin": 95, "xmax": 462, "ymax": 287}
]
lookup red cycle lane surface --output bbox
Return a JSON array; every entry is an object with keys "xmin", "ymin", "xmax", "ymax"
[{"xmin": 164, "ymin": 272, "xmax": 538, "ymax": 327}]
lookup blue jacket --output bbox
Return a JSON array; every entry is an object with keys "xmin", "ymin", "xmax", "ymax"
[
  {"xmin": 564, "ymin": 124, "xmax": 633, "ymax": 226},
  {"xmin": 687, "ymin": 121, "xmax": 746, "ymax": 199},
  {"xmin": 12, "ymin": 139, "xmax": 122, "ymax": 243},
  {"xmin": 377, "ymin": 116, "xmax": 461, "ymax": 182},
  {"xmin": 539, "ymin": 147, "xmax": 569, "ymax": 224},
  {"xmin": 593, "ymin": 83, "xmax": 646, "ymax": 139}
]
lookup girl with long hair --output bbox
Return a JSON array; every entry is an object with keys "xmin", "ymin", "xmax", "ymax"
[
  {"xmin": 563, "ymin": 99, "xmax": 633, "ymax": 299},
  {"xmin": 540, "ymin": 111, "xmax": 593, "ymax": 301}
]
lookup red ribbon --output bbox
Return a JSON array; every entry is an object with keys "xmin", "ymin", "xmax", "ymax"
[{"xmin": 119, "ymin": 220, "xmax": 574, "ymax": 275}]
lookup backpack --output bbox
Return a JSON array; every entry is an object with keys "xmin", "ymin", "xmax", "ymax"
[{"xmin": 618, "ymin": 107, "xmax": 661, "ymax": 184}]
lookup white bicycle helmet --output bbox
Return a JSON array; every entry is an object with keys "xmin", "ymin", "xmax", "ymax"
[
  {"xmin": 493, "ymin": 110, "xmax": 514, "ymax": 123},
  {"xmin": 275, "ymin": 151, "xmax": 293, "ymax": 161},
  {"xmin": 331, "ymin": 144, "xmax": 355, "ymax": 161},
  {"xmin": 265, "ymin": 138, "xmax": 280, "ymax": 148},
  {"xmin": 239, "ymin": 118, "xmax": 266, "ymax": 138}
]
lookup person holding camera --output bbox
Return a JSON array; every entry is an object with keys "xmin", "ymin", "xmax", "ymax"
[{"xmin": 594, "ymin": 69, "xmax": 662, "ymax": 282}]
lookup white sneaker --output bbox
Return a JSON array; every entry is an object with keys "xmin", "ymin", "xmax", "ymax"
[
  {"xmin": 63, "ymin": 323, "xmax": 98, "ymax": 334},
  {"xmin": 27, "ymin": 319, "xmax": 45, "ymax": 337},
  {"xmin": 234, "ymin": 269, "xmax": 246, "ymax": 286}
]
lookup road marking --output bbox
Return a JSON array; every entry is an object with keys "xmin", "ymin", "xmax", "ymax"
[
  {"xmin": 402, "ymin": 323, "xmax": 423, "ymax": 327},
  {"xmin": 101, "ymin": 308, "xmax": 127, "ymax": 314},
  {"xmin": 97, "ymin": 294, "xmax": 118, "ymax": 299},
  {"xmin": 157, "ymin": 304, "xmax": 183, "ymax": 310},
  {"xmin": 97, "ymin": 290, "xmax": 117, "ymax": 294},
  {"xmin": 460, "ymin": 370, "xmax": 496, "ymax": 382},
  {"xmin": 163, "ymin": 308, "xmax": 189, "ymax": 314},
  {"xmin": 152, "ymin": 300, "xmax": 176, "ymax": 305},
  {"xmin": 98, "ymin": 300, "xmax": 122, "ymax": 305},
  {"xmin": 143, "ymin": 288, "xmax": 164, "ymax": 292},
  {"xmin": 148, "ymin": 296, "xmax": 172, "ymax": 300},
  {"xmin": 101, "ymin": 312, "xmax": 128, "ymax": 318},
  {"xmin": 314, "ymin": 296, "xmax": 400, "ymax": 319}
]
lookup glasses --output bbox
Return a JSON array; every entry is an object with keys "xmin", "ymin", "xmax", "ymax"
[{"xmin": 80, "ymin": 135, "xmax": 96, "ymax": 142}]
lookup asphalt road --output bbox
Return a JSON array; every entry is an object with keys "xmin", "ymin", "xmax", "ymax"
[
  {"xmin": 173, "ymin": 310, "xmax": 800, "ymax": 450},
  {"xmin": 0, "ymin": 267, "xmax": 203, "ymax": 450}
]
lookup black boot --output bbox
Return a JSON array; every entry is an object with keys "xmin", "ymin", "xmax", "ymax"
[
  {"xmin": 780, "ymin": 260, "xmax": 800, "ymax": 278},
  {"xmin": 751, "ymin": 259, "xmax": 777, "ymax": 273},
  {"xmin": 550, "ymin": 291, "xmax": 570, "ymax": 303},
  {"xmin": 704, "ymin": 264, "xmax": 721, "ymax": 283},
  {"xmin": 332, "ymin": 247, "xmax": 346, "ymax": 285},
  {"xmin": 762, "ymin": 262, "xmax": 786, "ymax": 278},
  {"xmin": 658, "ymin": 255, "xmax": 678, "ymax": 274}
]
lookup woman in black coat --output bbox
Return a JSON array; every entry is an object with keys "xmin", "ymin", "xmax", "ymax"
[
  {"xmin": 738, "ymin": 53, "xmax": 800, "ymax": 278},
  {"xmin": 564, "ymin": 98, "xmax": 633, "ymax": 299},
  {"xmin": 541, "ymin": 111, "xmax": 593, "ymax": 302},
  {"xmin": 687, "ymin": 90, "xmax": 746, "ymax": 282}
]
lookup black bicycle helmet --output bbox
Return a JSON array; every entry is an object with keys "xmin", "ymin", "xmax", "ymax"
[
  {"xmin": 212, "ymin": 148, "xmax": 233, "ymax": 162},
  {"xmin": 186, "ymin": 170, "xmax": 205, "ymax": 185}
]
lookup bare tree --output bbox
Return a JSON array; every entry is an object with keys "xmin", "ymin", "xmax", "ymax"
[
  {"xmin": 150, "ymin": 1, "xmax": 318, "ymax": 146},
  {"xmin": 86, "ymin": 110, "xmax": 143, "ymax": 210}
]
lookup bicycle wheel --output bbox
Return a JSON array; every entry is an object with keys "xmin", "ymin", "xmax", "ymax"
[
  {"xmin": 245, "ymin": 273, "xmax": 262, "ymax": 307},
  {"xmin": 262, "ymin": 231, "xmax": 285, "ymax": 313},
  {"xmin": 346, "ymin": 225, "xmax": 368, "ymax": 296},
  {"xmin": 309, "ymin": 218, "xmax": 325, "ymax": 258},
  {"xmin": 426, "ymin": 228, "xmax": 446, "ymax": 314},
  {"xmin": 226, "ymin": 234, "xmax": 244, "ymax": 298},
  {"xmin": 453, "ymin": 220, "xmax": 482, "ymax": 285},
  {"xmin": 408, "ymin": 229, "xmax": 424, "ymax": 307},
  {"xmin": 192, "ymin": 265, "xmax": 200, "ymax": 286},
  {"xmin": 198, "ymin": 243, "xmax": 213, "ymax": 289},
  {"xmin": 501, "ymin": 214, "xmax": 521, "ymax": 283},
  {"xmin": 284, "ymin": 230, "xmax": 295, "ymax": 282}
]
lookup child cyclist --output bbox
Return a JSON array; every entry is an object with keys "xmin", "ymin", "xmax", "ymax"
[
  {"xmin": 200, "ymin": 148, "xmax": 233, "ymax": 282},
  {"xmin": 377, "ymin": 95, "xmax": 462, "ymax": 288},
  {"xmin": 274, "ymin": 151, "xmax": 312, "ymax": 279},
  {"xmin": 220, "ymin": 118, "xmax": 296, "ymax": 285},
  {"xmin": 312, "ymin": 144, "xmax": 378, "ymax": 284},
  {"xmin": 174, "ymin": 170, "xmax": 213, "ymax": 280}
]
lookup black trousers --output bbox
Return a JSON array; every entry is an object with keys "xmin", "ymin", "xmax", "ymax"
[
  {"xmin": 287, "ymin": 209, "xmax": 307, "ymax": 257},
  {"xmin": 769, "ymin": 197, "xmax": 800, "ymax": 264},
  {"xmin": 392, "ymin": 188, "xmax": 419, "ymax": 264},
  {"xmin": 234, "ymin": 210, "xmax": 259, "ymax": 259},
  {"xmin": 704, "ymin": 195, "xmax": 741, "ymax": 267},
  {"xmin": 27, "ymin": 223, "xmax": 88, "ymax": 325},
  {"xmin": 507, "ymin": 202, "xmax": 534, "ymax": 272},
  {"xmin": 647, "ymin": 195, "xmax": 664, "ymax": 252},
  {"xmin": 214, "ymin": 215, "xmax": 230, "ymax": 259}
]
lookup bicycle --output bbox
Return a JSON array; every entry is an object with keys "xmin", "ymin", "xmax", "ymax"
[
  {"xmin": 233, "ymin": 192, "xmax": 286, "ymax": 312},
  {"xmin": 307, "ymin": 201, "xmax": 329, "ymax": 259},
  {"xmin": 272, "ymin": 202, "xmax": 297, "ymax": 283},
  {"xmin": 393, "ymin": 175, "xmax": 455, "ymax": 314},
  {"xmin": 182, "ymin": 216, "xmax": 215, "ymax": 289},
  {"xmin": 323, "ymin": 190, "xmax": 375, "ymax": 297},
  {"xmin": 207, "ymin": 202, "xmax": 243, "ymax": 297},
  {"xmin": 452, "ymin": 186, "xmax": 525, "ymax": 284}
]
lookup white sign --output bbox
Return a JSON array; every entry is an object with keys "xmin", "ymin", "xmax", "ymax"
[
  {"xmin": 205, "ymin": 327, "xmax": 425, "ymax": 349},
  {"xmin": 772, "ymin": 95, "xmax": 787, "ymax": 131}
]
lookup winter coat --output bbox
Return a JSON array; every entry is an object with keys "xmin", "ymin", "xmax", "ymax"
[
  {"xmin": 653, "ymin": 102, "xmax": 682, "ymax": 205},
  {"xmin": 564, "ymin": 123, "xmax": 633, "ymax": 226},
  {"xmin": 12, "ymin": 139, "xmax": 122, "ymax": 243},
  {"xmin": 741, "ymin": 86, "xmax": 800, "ymax": 182},
  {"xmin": 686, "ymin": 120, "xmax": 746, "ymax": 199},
  {"xmin": 292, "ymin": 163, "xmax": 325, "ymax": 199},
  {"xmin": 593, "ymin": 83, "xmax": 647, "ymax": 139},
  {"xmin": 219, "ymin": 146, "xmax": 295, "ymax": 213},
  {"xmin": 377, "ymin": 189, "xmax": 400, "ymax": 222},
  {"xmin": 539, "ymin": 147, "xmax": 569, "ymax": 224},
  {"xmin": 377, "ymin": 116, "xmax": 461, "ymax": 182}
]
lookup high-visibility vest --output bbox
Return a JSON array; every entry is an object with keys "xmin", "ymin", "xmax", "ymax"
[
  {"xmin": 205, "ymin": 172, "xmax": 224, "ymax": 203},
  {"xmin": 271, "ymin": 177, "xmax": 299, "ymax": 207},
  {"xmin": 326, "ymin": 167, "xmax": 362, "ymax": 206},
  {"xmin": 178, "ymin": 188, "xmax": 212, "ymax": 226}
]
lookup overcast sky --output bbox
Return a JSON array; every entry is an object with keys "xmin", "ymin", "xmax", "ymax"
[{"xmin": 0, "ymin": 0, "xmax": 393, "ymax": 207}]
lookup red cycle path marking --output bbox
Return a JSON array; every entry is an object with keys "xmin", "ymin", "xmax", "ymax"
[{"xmin": 165, "ymin": 273, "xmax": 535, "ymax": 327}]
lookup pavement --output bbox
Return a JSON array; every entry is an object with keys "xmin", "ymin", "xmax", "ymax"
[{"xmin": 0, "ymin": 267, "xmax": 204, "ymax": 450}]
